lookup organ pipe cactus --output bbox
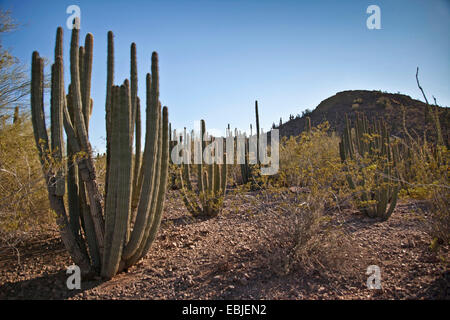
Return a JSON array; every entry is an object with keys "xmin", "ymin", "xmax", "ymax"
[
  {"xmin": 305, "ymin": 116, "xmax": 311, "ymax": 134},
  {"xmin": 30, "ymin": 25, "xmax": 169, "ymax": 278},
  {"xmin": 240, "ymin": 133, "xmax": 252, "ymax": 184},
  {"xmin": 179, "ymin": 120, "xmax": 227, "ymax": 217},
  {"xmin": 13, "ymin": 106, "xmax": 19, "ymax": 123},
  {"xmin": 339, "ymin": 113, "xmax": 399, "ymax": 220},
  {"xmin": 240, "ymin": 100, "xmax": 260, "ymax": 186}
]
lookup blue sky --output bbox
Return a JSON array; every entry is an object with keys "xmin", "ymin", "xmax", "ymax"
[{"xmin": 1, "ymin": 0, "xmax": 449, "ymax": 153}]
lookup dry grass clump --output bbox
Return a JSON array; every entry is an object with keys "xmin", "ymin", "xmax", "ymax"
[
  {"xmin": 427, "ymin": 183, "xmax": 450, "ymax": 251},
  {"xmin": 0, "ymin": 114, "xmax": 55, "ymax": 259},
  {"xmin": 0, "ymin": 115, "xmax": 53, "ymax": 232}
]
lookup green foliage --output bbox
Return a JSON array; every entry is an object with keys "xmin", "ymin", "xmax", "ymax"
[
  {"xmin": 276, "ymin": 122, "xmax": 348, "ymax": 209},
  {"xmin": 395, "ymin": 106, "xmax": 449, "ymax": 200}
]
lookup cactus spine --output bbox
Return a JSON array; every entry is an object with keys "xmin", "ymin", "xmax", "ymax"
[{"xmin": 30, "ymin": 26, "xmax": 169, "ymax": 278}]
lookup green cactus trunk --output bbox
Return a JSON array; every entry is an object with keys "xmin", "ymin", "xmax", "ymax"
[{"xmin": 30, "ymin": 26, "xmax": 169, "ymax": 278}]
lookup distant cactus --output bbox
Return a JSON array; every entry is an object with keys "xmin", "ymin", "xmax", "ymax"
[
  {"xmin": 339, "ymin": 113, "xmax": 399, "ymax": 220},
  {"xmin": 13, "ymin": 106, "xmax": 19, "ymax": 123},
  {"xmin": 30, "ymin": 26, "xmax": 169, "ymax": 278},
  {"xmin": 240, "ymin": 100, "xmax": 261, "ymax": 187},
  {"xmin": 179, "ymin": 120, "xmax": 227, "ymax": 217},
  {"xmin": 305, "ymin": 116, "xmax": 311, "ymax": 133}
]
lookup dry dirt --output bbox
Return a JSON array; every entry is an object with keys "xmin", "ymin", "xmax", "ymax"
[{"xmin": 0, "ymin": 190, "xmax": 448, "ymax": 300}]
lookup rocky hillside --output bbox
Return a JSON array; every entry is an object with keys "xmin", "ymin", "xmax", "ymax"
[{"xmin": 278, "ymin": 90, "xmax": 450, "ymax": 144}]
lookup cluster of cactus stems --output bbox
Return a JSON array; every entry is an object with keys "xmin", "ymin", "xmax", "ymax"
[
  {"xmin": 339, "ymin": 113, "xmax": 399, "ymax": 220},
  {"xmin": 30, "ymin": 25, "xmax": 169, "ymax": 278},
  {"xmin": 179, "ymin": 120, "xmax": 227, "ymax": 217},
  {"xmin": 391, "ymin": 106, "xmax": 448, "ymax": 193},
  {"xmin": 240, "ymin": 100, "xmax": 260, "ymax": 185}
]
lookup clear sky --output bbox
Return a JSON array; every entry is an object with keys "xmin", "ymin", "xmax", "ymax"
[{"xmin": 1, "ymin": 0, "xmax": 449, "ymax": 153}]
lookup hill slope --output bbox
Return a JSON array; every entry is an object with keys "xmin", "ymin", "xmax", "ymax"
[{"xmin": 278, "ymin": 90, "xmax": 449, "ymax": 144}]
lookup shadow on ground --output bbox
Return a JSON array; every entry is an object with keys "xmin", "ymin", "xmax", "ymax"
[{"xmin": 0, "ymin": 270, "xmax": 103, "ymax": 300}]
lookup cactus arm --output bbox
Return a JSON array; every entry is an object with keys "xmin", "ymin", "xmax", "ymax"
[
  {"xmin": 78, "ymin": 180, "xmax": 101, "ymax": 270},
  {"xmin": 102, "ymin": 86, "xmax": 120, "ymax": 275},
  {"xmin": 82, "ymin": 34, "xmax": 93, "ymax": 131},
  {"xmin": 31, "ymin": 50, "xmax": 92, "ymax": 276},
  {"xmin": 30, "ymin": 52, "xmax": 49, "ymax": 162},
  {"xmin": 130, "ymin": 44, "xmax": 141, "ymax": 211},
  {"xmin": 70, "ymin": 29, "xmax": 90, "ymax": 153},
  {"xmin": 122, "ymin": 54, "xmax": 161, "ymax": 260},
  {"xmin": 102, "ymin": 82, "xmax": 133, "ymax": 278},
  {"xmin": 384, "ymin": 185, "xmax": 399, "ymax": 220},
  {"xmin": 50, "ymin": 58, "xmax": 65, "ymax": 196},
  {"xmin": 131, "ymin": 97, "xmax": 142, "ymax": 209},
  {"xmin": 220, "ymin": 163, "xmax": 227, "ymax": 196},
  {"xmin": 134, "ymin": 76, "xmax": 151, "ymax": 201},
  {"xmin": 130, "ymin": 43, "xmax": 138, "ymax": 141},
  {"xmin": 255, "ymin": 100, "xmax": 260, "ymax": 165},
  {"xmin": 124, "ymin": 105, "xmax": 168, "ymax": 268},
  {"xmin": 70, "ymin": 28, "xmax": 105, "ymax": 259},
  {"xmin": 140, "ymin": 107, "xmax": 170, "ymax": 256},
  {"xmin": 105, "ymin": 31, "xmax": 114, "ymax": 201}
]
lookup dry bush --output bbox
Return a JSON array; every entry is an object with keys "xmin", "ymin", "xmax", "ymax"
[
  {"xmin": 428, "ymin": 182, "xmax": 450, "ymax": 249},
  {"xmin": 258, "ymin": 188, "xmax": 364, "ymax": 282},
  {"xmin": 0, "ymin": 114, "xmax": 55, "ymax": 257},
  {"xmin": 397, "ymin": 143, "xmax": 449, "ymax": 200},
  {"xmin": 255, "ymin": 124, "xmax": 363, "ymax": 278},
  {"xmin": 94, "ymin": 153, "xmax": 107, "ymax": 196},
  {"xmin": 276, "ymin": 121, "xmax": 351, "ymax": 209}
]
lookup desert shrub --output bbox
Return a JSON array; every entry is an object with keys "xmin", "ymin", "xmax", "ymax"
[
  {"xmin": 0, "ymin": 114, "xmax": 54, "ymax": 242},
  {"xmin": 276, "ymin": 122, "xmax": 349, "ymax": 209},
  {"xmin": 253, "ymin": 183, "xmax": 361, "ymax": 279},
  {"xmin": 427, "ymin": 182, "xmax": 450, "ymax": 248},
  {"xmin": 397, "ymin": 141, "xmax": 449, "ymax": 200},
  {"xmin": 278, "ymin": 200, "xmax": 356, "ymax": 276},
  {"xmin": 376, "ymin": 96, "xmax": 392, "ymax": 110},
  {"xmin": 254, "ymin": 123, "xmax": 361, "ymax": 277}
]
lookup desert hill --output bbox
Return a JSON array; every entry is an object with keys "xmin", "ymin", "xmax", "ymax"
[{"xmin": 277, "ymin": 90, "xmax": 449, "ymax": 144}]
